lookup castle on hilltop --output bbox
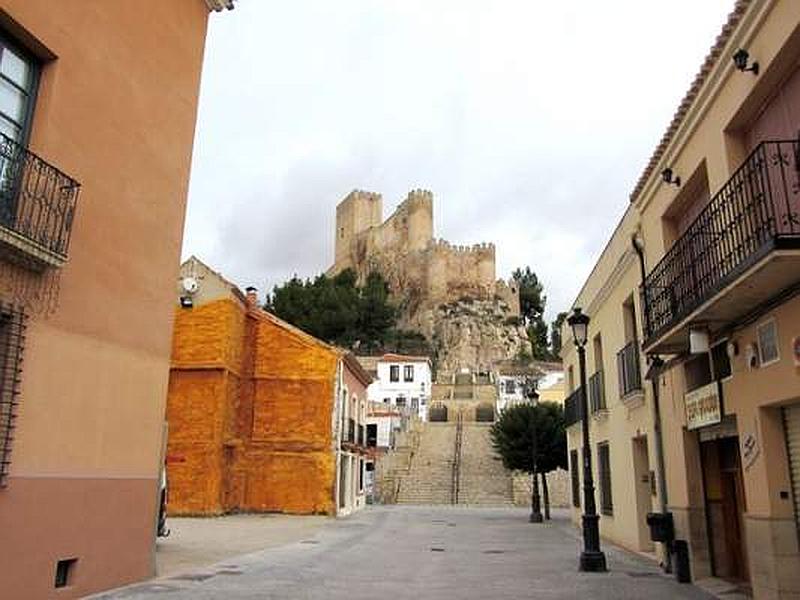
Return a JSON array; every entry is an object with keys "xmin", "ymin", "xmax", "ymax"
[{"xmin": 329, "ymin": 189, "xmax": 519, "ymax": 316}]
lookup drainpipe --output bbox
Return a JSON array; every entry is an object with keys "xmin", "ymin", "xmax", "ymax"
[{"xmin": 632, "ymin": 234, "xmax": 671, "ymax": 573}]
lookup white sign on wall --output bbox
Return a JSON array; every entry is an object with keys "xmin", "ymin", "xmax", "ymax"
[
  {"xmin": 741, "ymin": 431, "xmax": 760, "ymax": 470},
  {"xmin": 685, "ymin": 381, "xmax": 722, "ymax": 430}
]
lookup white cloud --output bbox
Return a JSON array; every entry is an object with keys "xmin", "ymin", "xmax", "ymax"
[{"xmin": 184, "ymin": 0, "xmax": 736, "ymax": 320}]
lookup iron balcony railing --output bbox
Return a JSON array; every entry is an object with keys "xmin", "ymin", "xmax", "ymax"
[
  {"xmin": 588, "ymin": 370, "xmax": 606, "ymax": 412},
  {"xmin": 617, "ymin": 341, "xmax": 642, "ymax": 397},
  {"xmin": 642, "ymin": 140, "xmax": 800, "ymax": 343},
  {"xmin": 564, "ymin": 388, "xmax": 584, "ymax": 427},
  {"xmin": 0, "ymin": 133, "xmax": 80, "ymax": 259}
]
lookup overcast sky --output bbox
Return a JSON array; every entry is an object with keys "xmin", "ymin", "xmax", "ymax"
[{"xmin": 184, "ymin": 0, "xmax": 736, "ymax": 321}]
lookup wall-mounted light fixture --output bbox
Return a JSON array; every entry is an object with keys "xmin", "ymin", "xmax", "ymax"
[
  {"xmin": 661, "ymin": 167, "xmax": 681, "ymax": 188},
  {"xmin": 733, "ymin": 48, "xmax": 759, "ymax": 75}
]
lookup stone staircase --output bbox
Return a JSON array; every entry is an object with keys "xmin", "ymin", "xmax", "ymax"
[
  {"xmin": 457, "ymin": 422, "xmax": 514, "ymax": 505},
  {"xmin": 393, "ymin": 419, "xmax": 514, "ymax": 506},
  {"xmin": 396, "ymin": 423, "xmax": 456, "ymax": 504}
]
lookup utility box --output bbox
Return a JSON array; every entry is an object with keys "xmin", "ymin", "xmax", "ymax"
[{"xmin": 646, "ymin": 512, "xmax": 675, "ymax": 542}]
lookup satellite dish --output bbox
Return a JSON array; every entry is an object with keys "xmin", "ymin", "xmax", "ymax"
[{"xmin": 182, "ymin": 277, "xmax": 199, "ymax": 295}]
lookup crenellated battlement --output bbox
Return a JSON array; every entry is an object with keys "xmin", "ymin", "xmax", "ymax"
[
  {"xmin": 330, "ymin": 188, "xmax": 517, "ymax": 316},
  {"xmin": 426, "ymin": 239, "xmax": 495, "ymax": 257}
]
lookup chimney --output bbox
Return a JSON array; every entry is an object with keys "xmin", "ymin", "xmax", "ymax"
[{"xmin": 245, "ymin": 286, "xmax": 258, "ymax": 308}]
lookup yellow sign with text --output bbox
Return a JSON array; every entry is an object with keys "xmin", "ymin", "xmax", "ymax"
[{"xmin": 685, "ymin": 381, "xmax": 722, "ymax": 430}]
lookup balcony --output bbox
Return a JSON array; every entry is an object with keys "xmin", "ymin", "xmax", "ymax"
[
  {"xmin": 642, "ymin": 140, "xmax": 800, "ymax": 354},
  {"xmin": 588, "ymin": 370, "xmax": 606, "ymax": 413},
  {"xmin": 564, "ymin": 388, "xmax": 584, "ymax": 428},
  {"xmin": 0, "ymin": 133, "xmax": 80, "ymax": 270},
  {"xmin": 617, "ymin": 341, "xmax": 643, "ymax": 398}
]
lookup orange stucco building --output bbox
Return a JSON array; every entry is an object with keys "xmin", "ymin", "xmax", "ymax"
[
  {"xmin": 167, "ymin": 257, "xmax": 370, "ymax": 517},
  {"xmin": 0, "ymin": 2, "xmax": 232, "ymax": 597}
]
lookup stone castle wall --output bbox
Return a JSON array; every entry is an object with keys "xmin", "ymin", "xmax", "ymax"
[{"xmin": 331, "ymin": 189, "xmax": 518, "ymax": 316}]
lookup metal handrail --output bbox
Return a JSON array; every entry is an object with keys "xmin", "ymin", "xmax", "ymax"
[
  {"xmin": 588, "ymin": 370, "xmax": 606, "ymax": 412},
  {"xmin": 617, "ymin": 341, "xmax": 642, "ymax": 397},
  {"xmin": 642, "ymin": 140, "xmax": 800, "ymax": 342},
  {"xmin": 0, "ymin": 133, "xmax": 81, "ymax": 258}
]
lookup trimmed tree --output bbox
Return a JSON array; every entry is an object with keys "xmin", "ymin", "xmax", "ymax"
[{"xmin": 490, "ymin": 402, "xmax": 568, "ymax": 519}]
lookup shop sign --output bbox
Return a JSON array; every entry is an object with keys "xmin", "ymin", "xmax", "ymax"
[{"xmin": 685, "ymin": 381, "xmax": 722, "ymax": 430}]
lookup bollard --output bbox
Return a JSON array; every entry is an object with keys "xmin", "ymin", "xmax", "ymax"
[{"xmin": 672, "ymin": 539, "xmax": 691, "ymax": 583}]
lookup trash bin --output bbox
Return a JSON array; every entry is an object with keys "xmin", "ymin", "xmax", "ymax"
[
  {"xmin": 672, "ymin": 539, "xmax": 691, "ymax": 583},
  {"xmin": 646, "ymin": 512, "xmax": 674, "ymax": 542}
]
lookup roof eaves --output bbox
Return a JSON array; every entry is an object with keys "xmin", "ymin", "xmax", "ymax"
[{"xmin": 628, "ymin": 0, "xmax": 752, "ymax": 205}]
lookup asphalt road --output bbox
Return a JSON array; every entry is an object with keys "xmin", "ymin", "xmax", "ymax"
[{"xmin": 94, "ymin": 506, "xmax": 715, "ymax": 600}]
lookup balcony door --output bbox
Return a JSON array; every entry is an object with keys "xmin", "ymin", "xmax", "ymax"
[
  {"xmin": 746, "ymin": 64, "xmax": 800, "ymax": 149},
  {"xmin": 745, "ymin": 63, "xmax": 800, "ymax": 233},
  {"xmin": 0, "ymin": 37, "xmax": 38, "ymax": 228}
]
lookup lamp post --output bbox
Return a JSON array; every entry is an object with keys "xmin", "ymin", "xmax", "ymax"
[
  {"xmin": 567, "ymin": 307, "xmax": 607, "ymax": 573},
  {"xmin": 526, "ymin": 383, "xmax": 543, "ymax": 523}
]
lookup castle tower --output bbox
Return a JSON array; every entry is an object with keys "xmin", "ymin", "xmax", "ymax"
[
  {"xmin": 403, "ymin": 189, "xmax": 434, "ymax": 253},
  {"xmin": 334, "ymin": 190, "xmax": 383, "ymax": 271},
  {"xmin": 477, "ymin": 243, "xmax": 496, "ymax": 291}
]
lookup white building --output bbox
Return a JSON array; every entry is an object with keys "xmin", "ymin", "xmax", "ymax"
[
  {"xmin": 358, "ymin": 353, "xmax": 433, "ymax": 421},
  {"xmin": 495, "ymin": 361, "xmax": 565, "ymax": 413}
]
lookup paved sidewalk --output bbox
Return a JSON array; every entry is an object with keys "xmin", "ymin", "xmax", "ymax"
[
  {"xmin": 96, "ymin": 506, "xmax": 714, "ymax": 600},
  {"xmin": 155, "ymin": 513, "xmax": 329, "ymax": 577}
]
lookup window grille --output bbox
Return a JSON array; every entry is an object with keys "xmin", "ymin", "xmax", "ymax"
[
  {"xmin": 0, "ymin": 303, "xmax": 27, "ymax": 487},
  {"xmin": 570, "ymin": 449, "xmax": 580, "ymax": 508},
  {"xmin": 598, "ymin": 442, "xmax": 613, "ymax": 515}
]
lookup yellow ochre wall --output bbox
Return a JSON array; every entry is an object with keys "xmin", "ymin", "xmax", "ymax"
[{"xmin": 166, "ymin": 297, "xmax": 340, "ymax": 516}]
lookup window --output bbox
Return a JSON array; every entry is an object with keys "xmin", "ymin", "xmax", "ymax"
[
  {"xmin": 389, "ymin": 365, "xmax": 399, "ymax": 382},
  {"xmin": 504, "ymin": 379, "xmax": 516, "ymax": 394},
  {"xmin": 359, "ymin": 459, "xmax": 364, "ymax": 492},
  {"xmin": 395, "ymin": 396, "xmax": 406, "ymax": 407},
  {"xmin": 570, "ymin": 449, "xmax": 580, "ymax": 508},
  {"xmin": 0, "ymin": 303, "xmax": 27, "ymax": 487},
  {"xmin": 54, "ymin": 558, "xmax": 77, "ymax": 589},
  {"xmin": 598, "ymin": 442, "xmax": 613, "ymax": 516},
  {"xmin": 710, "ymin": 340, "xmax": 732, "ymax": 380},
  {"xmin": 383, "ymin": 397, "xmax": 390, "ymax": 404},
  {"xmin": 0, "ymin": 36, "xmax": 38, "ymax": 145},
  {"xmin": 403, "ymin": 365, "xmax": 414, "ymax": 382},
  {"xmin": 683, "ymin": 340, "xmax": 731, "ymax": 392},
  {"xmin": 757, "ymin": 320, "xmax": 780, "ymax": 366}
]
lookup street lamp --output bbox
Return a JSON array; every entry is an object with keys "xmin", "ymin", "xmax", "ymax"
[
  {"xmin": 567, "ymin": 307, "xmax": 607, "ymax": 573},
  {"xmin": 526, "ymin": 382, "xmax": 543, "ymax": 523}
]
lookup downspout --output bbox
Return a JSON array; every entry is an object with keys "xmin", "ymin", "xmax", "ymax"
[{"xmin": 632, "ymin": 234, "xmax": 671, "ymax": 572}]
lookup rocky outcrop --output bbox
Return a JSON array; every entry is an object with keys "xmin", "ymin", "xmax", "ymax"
[{"xmin": 405, "ymin": 297, "xmax": 529, "ymax": 376}]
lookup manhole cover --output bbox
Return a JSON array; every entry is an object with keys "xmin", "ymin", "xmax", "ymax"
[
  {"xmin": 483, "ymin": 550, "xmax": 506, "ymax": 554},
  {"xmin": 430, "ymin": 547, "xmax": 446, "ymax": 552}
]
